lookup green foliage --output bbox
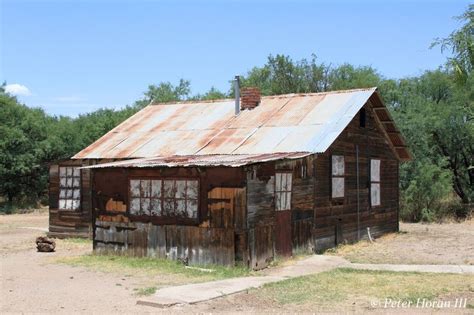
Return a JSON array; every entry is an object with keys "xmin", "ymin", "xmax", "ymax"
[
  {"xmin": 400, "ymin": 161, "xmax": 452, "ymax": 222},
  {"xmin": 0, "ymin": 93, "xmax": 51, "ymax": 206},
  {"xmin": 134, "ymin": 79, "xmax": 191, "ymax": 108},
  {"xmin": 238, "ymin": 54, "xmax": 380, "ymax": 96},
  {"xmin": 432, "ymin": 4, "xmax": 473, "ymax": 84}
]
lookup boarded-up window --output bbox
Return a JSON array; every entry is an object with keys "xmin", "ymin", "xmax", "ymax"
[
  {"xmin": 332, "ymin": 155, "xmax": 345, "ymax": 198},
  {"xmin": 59, "ymin": 167, "xmax": 81, "ymax": 210},
  {"xmin": 129, "ymin": 179, "xmax": 198, "ymax": 218},
  {"xmin": 371, "ymin": 159, "xmax": 381, "ymax": 206},
  {"xmin": 275, "ymin": 172, "xmax": 292, "ymax": 211}
]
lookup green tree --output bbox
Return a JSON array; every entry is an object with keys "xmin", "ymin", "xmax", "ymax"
[
  {"xmin": 0, "ymin": 93, "xmax": 51, "ymax": 205},
  {"xmin": 134, "ymin": 79, "xmax": 191, "ymax": 108},
  {"xmin": 432, "ymin": 4, "xmax": 473, "ymax": 84}
]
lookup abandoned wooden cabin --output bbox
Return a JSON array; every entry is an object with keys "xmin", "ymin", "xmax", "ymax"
[{"xmin": 48, "ymin": 85, "xmax": 411, "ymax": 269}]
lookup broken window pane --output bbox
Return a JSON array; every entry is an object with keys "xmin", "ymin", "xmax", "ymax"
[{"xmin": 332, "ymin": 178, "xmax": 344, "ymax": 198}]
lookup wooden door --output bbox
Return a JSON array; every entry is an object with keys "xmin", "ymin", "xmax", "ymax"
[{"xmin": 275, "ymin": 210, "xmax": 292, "ymax": 256}]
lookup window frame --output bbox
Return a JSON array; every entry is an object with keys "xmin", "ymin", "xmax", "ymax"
[
  {"xmin": 370, "ymin": 159, "xmax": 381, "ymax": 207},
  {"xmin": 127, "ymin": 176, "xmax": 199, "ymax": 220},
  {"xmin": 274, "ymin": 171, "xmax": 293, "ymax": 211},
  {"xmin": 331, "ymin": 155, "xmax": 345, "ymax": 200},
  {"xmin": 58, "ymin": 166, "xmax": 81, "ymax": 211}
]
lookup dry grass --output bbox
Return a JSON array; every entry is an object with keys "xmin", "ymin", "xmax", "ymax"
[
  {"xmin": 253, "ymin": 268, "xmax": 474, "ymax": 311},
  {"xmin": 55, "ymin": 253, "xmax": 253, "ymax": 288},
  {"xmin": 326, "ymin": 221, "xmax": 474, "ymax": 265}
]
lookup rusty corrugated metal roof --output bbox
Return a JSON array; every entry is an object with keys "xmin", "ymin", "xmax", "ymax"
[
  {"xmin": 73, "ymin": 87, "xmax": 410, "ymax": 161},
  {"xmin": 80, "ymin": 153, "xmax": 311, "ymax": 169}
]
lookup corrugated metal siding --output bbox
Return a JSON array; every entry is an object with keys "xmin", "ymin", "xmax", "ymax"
[
  {"xmin": 80, "ymin": 153, "xmax": 311, "ymax": 169},
  {"xmin": 73, "ymin": 87, "xmax": 409, "ymax": 160}
]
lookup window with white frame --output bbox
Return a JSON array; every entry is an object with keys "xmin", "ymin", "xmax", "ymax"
[
  {"xmin": 332, "ymin": 155, "xmax": 345, "ymax": 198},
  {"xmin": 370, "ymin": 159, "xmax": 381, "ymax": 206},
  {"xmin": 129, "ymin": 179, "xmax": 198, "ymax": 218},
  {"xmin": 59, "ymin": 167, "xmax": 81, "ymax": 210},
  {"xmin": 275, "ymin": 172, "xmax": 292, "ymax": 211}
]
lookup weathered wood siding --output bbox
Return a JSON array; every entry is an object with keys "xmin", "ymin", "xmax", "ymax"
[
  {"xmin": 276, "ymin": 156, "xmax": 316, "ymax": 254},
  {"xmin": 91, "ymin": 166, "xmax": 246, "ymax": 267},
  {"xmin": 245, "ymin": 164, "xmax": 276, "ymax": 269},
  {"xmin": 94, "ymin": 221, "xmax": 235, "ymax": 266},
  {"xmin": 313, "ymin": 101, "xmax": 400, "ymax": 251}
]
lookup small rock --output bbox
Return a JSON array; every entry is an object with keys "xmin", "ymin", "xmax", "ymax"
[{"xmin": 36, "ymin": 236, "xmax": 56, "ymax": 252}]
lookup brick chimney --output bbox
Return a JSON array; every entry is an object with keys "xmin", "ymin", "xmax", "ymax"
[{"xmin": 241, "ymin": 87, "xmax": 261, "ymax": 110}]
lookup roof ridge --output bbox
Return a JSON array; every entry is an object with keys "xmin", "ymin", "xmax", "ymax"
[{"xmin": 149, "ymin": 87, "xmax": 378, "ymax": 106}]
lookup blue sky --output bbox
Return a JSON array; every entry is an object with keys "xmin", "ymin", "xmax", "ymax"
[{"xmin": 0, "ymin": 0, "xmax": 470, "ymax": 116}]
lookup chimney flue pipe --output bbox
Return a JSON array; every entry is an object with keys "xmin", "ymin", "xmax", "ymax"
[{"xmin": 234, "ymin": 75, "xmax": 240, "ymax": 115}]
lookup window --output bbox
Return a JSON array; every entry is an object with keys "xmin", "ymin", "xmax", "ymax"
[
  {"xmin": 59, "ymin": 167, "xmax": 81, "ymax": 210},
  {"xmin": 129, "ymin": 179, "xmax": 198, "ymax": 218},
  {"xmin": 275, "ymin": 172, "xmax": 292, "ymax": 211},
  {"xmin": 331, "ymin": 155, "xmax": 345, "ymax": 198},
  {"xmin": 370, "ymin": 159, "xmax": 381, "ymax": 206},
  {"xmin": 360, "ymin": 108, "xmax": 366, "ymax": 127}
]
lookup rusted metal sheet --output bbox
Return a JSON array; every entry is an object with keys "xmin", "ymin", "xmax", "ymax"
[
  {"xmin": 80, "ymin": 152, "xmax": 311, "ymax": 169},
  {"xmin": 73, "ymin": 88, "xmax": 414, "ymax": 161}
]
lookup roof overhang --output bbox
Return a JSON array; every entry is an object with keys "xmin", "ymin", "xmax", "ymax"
[
  {"xmin": 368, "ymin": 91, "xmax": 412, "ymax": 161},
  {"xmin": 79, "ymin": 152, "xmax": 312, "ymax": 169}
]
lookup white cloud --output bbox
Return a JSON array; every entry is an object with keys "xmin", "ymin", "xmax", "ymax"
[
  {"xmin": 5, "ymin": 84, "xmax": 32, "ymax": 96},
  {"xmin": 53, "ymin": 96, "xmax": 82, "ymax": 102}
]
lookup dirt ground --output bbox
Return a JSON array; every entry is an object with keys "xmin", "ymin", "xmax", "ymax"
[
  {"xmin": 0, "ymin": 212, "xmax": 154, "ymax": 314},
  {"xmin": 1, "ymin": 212, "xmax": 473, "ymax": 314},
  {"xmin": 327, "ymin": 221, "xmax": 474, "ymax": 265}
]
